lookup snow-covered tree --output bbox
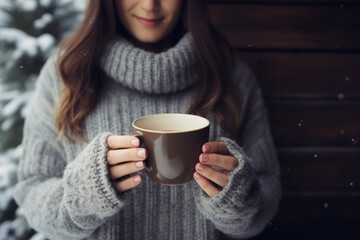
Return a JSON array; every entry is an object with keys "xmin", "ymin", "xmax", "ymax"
[{"xmin": 0, "ymin": 0, "xmax": 86, "ymax": 239}]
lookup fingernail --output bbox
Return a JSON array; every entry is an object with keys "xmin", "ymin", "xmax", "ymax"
[
  {"xmin": 201, "ymin": 154, "xmax": 208, "ymax": 162},
  {"xmin": 197, "ymin": 164, "xmax": 205, "ymax": 171},
  {"xmin": 137, "ymin": 149, "xmax": 146, "ymax": 158},
  {"xmin": 194, "ymin": 172, "xmax": 200, "ymax": 179},
  {"xmin": 202, "ymin": 144, "xmax": 209, "ymax": 153},
  {"xmin": 131, "ymin": 138, "xmax": 139, "ymax": 146},
  {"xmin": 134, "ymin": 176, "xmax": 141, "ymax": 182},
  {"xmin": 136, "ymin": 161, "xmax": 144, "ymax": 168}
]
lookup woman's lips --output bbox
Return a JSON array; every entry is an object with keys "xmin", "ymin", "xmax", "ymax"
[{"xmin": 135, "ymin": 16, "xmax": 164, "ymax": 26}]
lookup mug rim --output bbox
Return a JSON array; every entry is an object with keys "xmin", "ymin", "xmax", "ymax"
[{"xmin": 132, "ymin": 113, "xmax": 210, "ymax": 134}]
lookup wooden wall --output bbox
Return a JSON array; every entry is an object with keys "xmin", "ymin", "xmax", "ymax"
[{"xmin": 208, "ymin": 0, "xmax": 360, "ymax": 239}]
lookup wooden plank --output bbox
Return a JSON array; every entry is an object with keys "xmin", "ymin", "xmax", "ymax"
[
  {"xmin": 208, "ymin": 4, "xmax": 360, "ymax": 50},
  {"xmin": 267, "ymin": 100, "xmax": 360, "ymax": 146},
  {"xmin": 255, "ymin": 233, "xmax": 360, "ymax": 240},
  {"xmin": 254, "ymin": 234, "xmax": 360, "ymax": 240},
  {"xmin": 210, "ymin": 0, "xmax": 360, "ymax": 4},
  {"xmin": 279, "ymin": 147, "xmax": 360, "ymax": 191},
  {"xmin": 236, "ymin": 51, "xmax": 360, "ymax": 98},
  {"xmin": 267, "ymin": 194, "xmax": 360, "ymax": 232},
  {"xmin": 220, "ymin": 194, "xmax": 360, "ymax": 239}
]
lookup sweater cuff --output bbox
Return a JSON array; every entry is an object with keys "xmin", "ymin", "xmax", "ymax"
[
  {"xmin": 63, "ymin": 132, "xmax": 126, "ymax": 218},
  {"xmin": 193, "ymin": 137, "xmax": 257, "ymax": 214}
]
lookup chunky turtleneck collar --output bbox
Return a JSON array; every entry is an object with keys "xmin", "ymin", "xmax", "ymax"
[{"xmin": 100, "ymin": 32, "xmax": 199, "ymax": 94}]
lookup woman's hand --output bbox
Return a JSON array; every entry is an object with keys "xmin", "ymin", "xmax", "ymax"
[
  {"xmin": 193, "ymin": 141, "xmax": 238, "ymax": 197},
  {"xmin": 107, "ymin": 135, "xmax": 147, "ymax": 194}
]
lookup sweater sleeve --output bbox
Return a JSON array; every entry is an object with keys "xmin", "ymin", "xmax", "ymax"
[
  {"xmin": 13, "ymin": 57, "xmax": 126, "ymax": 240},
  {"xmin": 191, "ymin": 59, "xmax": 282, "ymax": 239}
]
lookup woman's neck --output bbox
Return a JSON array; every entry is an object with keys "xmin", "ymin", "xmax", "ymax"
[
  {"xmin": 129, "ymin": 33, "xmax": 176, "ymax": 53},
  {"xmin": 122, "ymin": 25, "xmax": 185, "ymax": 53}
]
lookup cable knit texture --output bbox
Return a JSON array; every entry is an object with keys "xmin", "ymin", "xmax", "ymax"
[
  {"xmin": 100, "ymin": 32, "xmax": 199, "ymax": 94},
  {"xmin": 14, "ymin": 32, "xmax": 281, "ymax": 240}
]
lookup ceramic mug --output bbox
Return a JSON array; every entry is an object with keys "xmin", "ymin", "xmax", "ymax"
[{"xmin": 129, "ymin": 113, "xmax": 210, "ymax": 185}]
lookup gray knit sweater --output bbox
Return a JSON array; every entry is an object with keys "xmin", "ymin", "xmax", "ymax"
[{"xmin": 13, "ymin": 32, "xmax": 281, "ymax": 240}]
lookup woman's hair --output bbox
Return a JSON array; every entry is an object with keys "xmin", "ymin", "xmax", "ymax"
[{"xmin": 56, "ymin": 0, "xmax": 242, "ymax": 142}]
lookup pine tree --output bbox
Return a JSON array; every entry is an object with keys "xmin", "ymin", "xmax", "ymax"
[{"xmin": 0, "ymin": 0, "xmax": 85, "ymax": 239}]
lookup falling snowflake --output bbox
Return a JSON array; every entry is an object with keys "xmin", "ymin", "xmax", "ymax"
[{"xmin": 338, "ymin": 93, "xmax": 345, "ymax": 100}]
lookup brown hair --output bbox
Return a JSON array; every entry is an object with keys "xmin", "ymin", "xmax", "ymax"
[{"xmin": 56, "ymin": 0, "xmax": 242, "ymax": 142}]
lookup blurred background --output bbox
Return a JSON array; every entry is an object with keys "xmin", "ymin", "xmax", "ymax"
[
  {"xmin": 208, "ymin": 0, "xmax": 359, "ymax": 239},
  {"xmin": 0, "ymin": 0, "xmax": 86, "ymax": 239},
  {"xmin": 0, "ymin": 0, "xmax": 359, "ymax": 240}
]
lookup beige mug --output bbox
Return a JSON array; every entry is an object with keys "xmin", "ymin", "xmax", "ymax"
[{"xmin": 129, "ymin": 113, "xmax": 210, "ymax": 185}]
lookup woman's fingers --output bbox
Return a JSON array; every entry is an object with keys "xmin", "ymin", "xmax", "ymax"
[
  {"xmin": 199, "ymin": 153, "xmax": 238, "ymax": 171},
  {"xmin": 107, "ymin": 135, "xmax": 140, "ymax": 149},
  {"xmin": 115, "ymin": 175, "xmax": 143, "ymax": 193},
  {"xmin": 202, "ymin": 141, "xmax": 230, "ymax": 155},
  {"xmin": 106, "ymin": 135, "xmax": 147, "ymax": 194},
  {"xmin": 107, "ymin": 148, "xmax": 147, "ymax": 166},
  {"xmin": 195, "ymin": 163, "xmax": 228, "ymax": 188},
  {"xmin": 109, "ymin": 160, "xmax": 145, "ymax": 179},
  {"xmin": 193, "ymin": 172, "xmax": 220, "ymax": 198}
]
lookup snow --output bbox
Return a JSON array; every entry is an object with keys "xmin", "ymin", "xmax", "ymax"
[
  {"xmin": 17, "ymin": 0, "xmax": 37, "ymax": 12},
  {"xmin": 0, "ymin": 187, "xmax": 14, "ymax": 212},
  {"xmin": 10, "ymin": 213, "xmax": 30, "ymax": 239},
  {"xmin": 0, "ymin": 90, "xmax": 34, "ymax": 129},
  {"xmin": 73, "ymin": 0, "xmax": 88, "ymax": 11},
  {"xmin": 40, "ymin": 0, "xmax": 52, "ymax": 7},
  {"xmin": 38, "ymin": 34, "xmax": 55, "ymax": 53},
  {"xmin": 0, "ymin": 0, "xmax": 86, "ymax": 238},
  {"xmin": 0, "ymin": 0, "xmax": 11, "ymax": 9},
  {"xmin": 1, "ymin": 118, "xmax": 15, "ymax": 131},
  {"xmin": 2, "ymin": 91, "xmax": 32, "ymax": 117},
  {"xmin": 29, "ymin": 233, "xmax": 47, "ymax": 240},
  {"xmin": 34, "ymin": 13, "xmax": 54, "ymax": 29},
  {"xmin": 17, "ymin": 37, "xmax": 38, "ymax": 57},
  {"xmin": 0, "ymin": 147, "xmax": 21, "ymax": 213},
  {"xmin": 337, "ymin": 93, "xmax": 345, "ymax": 100},
  {"xmin": 21, "ymin": 100, "xmax": 31, "ymax": 118},
  {"xmin": 0, "ymin": 207, "xmax": 33, "ymax": 239},
  {"xmin": 0, "ymin": 221, "xmax": 15, "ymax": 240},
  {"xmin": 0, "ymin": 90, "xmax": 20, "ymax": 101},
  {"xmin": 0, "ymin": 27, "xmax": 57, "ymax": 60},
  {"xmin": 0, "ymin": 28, "xmax": 38, "ymax": 58},
  {"xmin": 0, "ymin": 11, "xmax": 9, "ymax": 27},
  {"xmin": 0, "ymin": 28, "xmax": 27, "ymax": 42}
]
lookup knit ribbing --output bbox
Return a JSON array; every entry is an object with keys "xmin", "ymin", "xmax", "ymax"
[{"xmin": 100, "ymin": 32, "xmax": 199, "ymax": 94}]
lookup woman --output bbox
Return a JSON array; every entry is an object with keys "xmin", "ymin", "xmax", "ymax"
[{"xmin": 14, "ymin": 0, "xmax": 281, "ymax": 239}]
